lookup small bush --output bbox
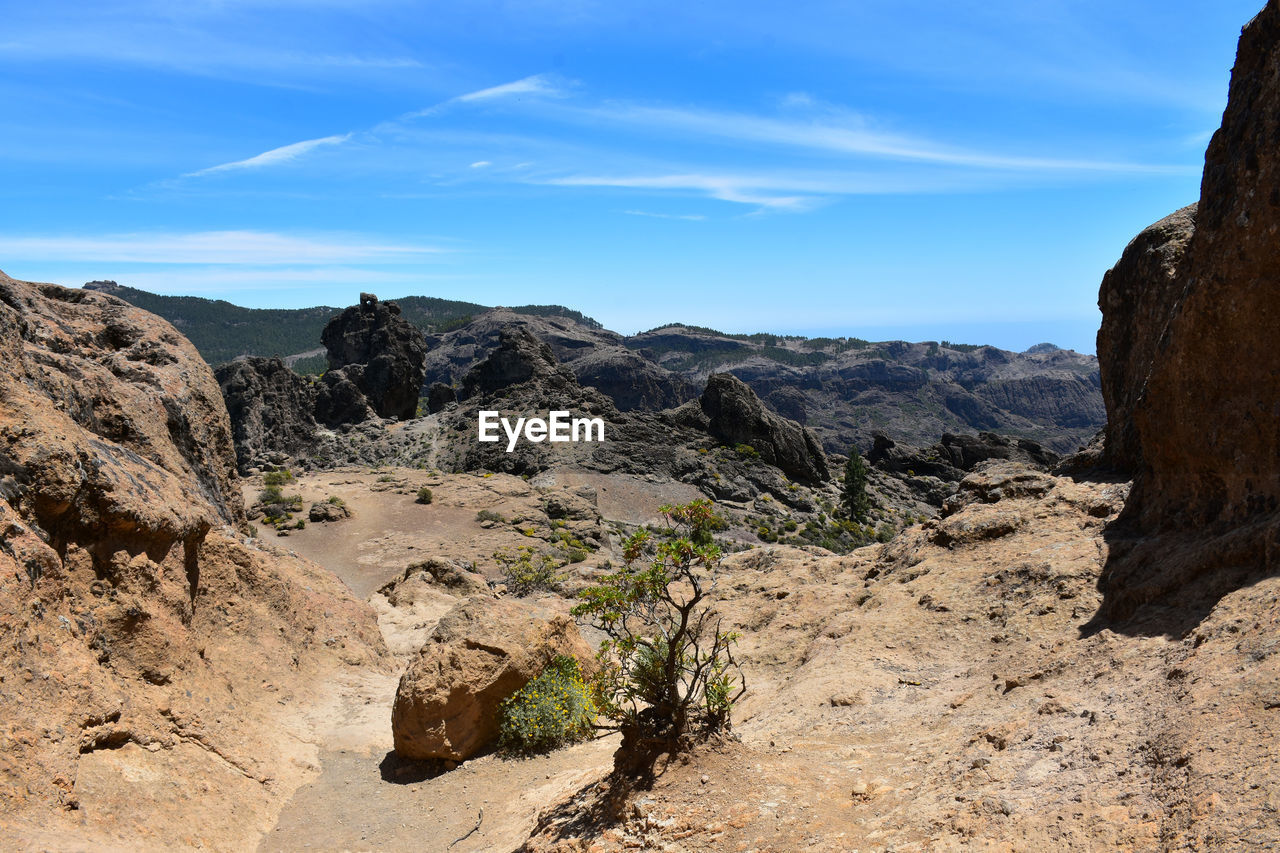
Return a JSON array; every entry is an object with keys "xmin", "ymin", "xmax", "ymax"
[
  {"xmin": 377, "ymin": 474, "xmax": 396, "ymax": 483},
  {"xmin": 498, "ymin": 656, "xmax": 596, "ymax": 755},
  {"xmin": 496, "ymin": 546, "xmax": 563, "ymax": 596},
  {"xmin": 263, "ymin": 470, "xmax": 294, "ymax": 487},
  {"xmin": 415, "ymin": 486, "xmax": 434, "ymax": 505},
  {"xmin": 734, "ymin": 443, "xmax": 760, "ymax": 460},
  {"xmin": 326, "ymin": 496, "xmax": 345, "ymax": 507},
  {"xmin": 475, "ymin": 509, "xmax": 506, "ymax": 524}
]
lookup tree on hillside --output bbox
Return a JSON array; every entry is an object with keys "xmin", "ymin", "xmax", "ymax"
[
  {"xmin": 573, "ymin": 500, "xmax": 745, "ymax": 781},
  {"xmin": 842, "ymin": 449, "xmax": 872, "ymax": 522}
]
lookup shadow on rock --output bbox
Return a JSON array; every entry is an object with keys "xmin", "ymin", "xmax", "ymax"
[
  {"xmin": 1082, "ymin": 513, "xmax": 1280, "ymax": 639},
  {"xmin": 378, "ymin": 750, "xmax": 449, "ymax": 785}
]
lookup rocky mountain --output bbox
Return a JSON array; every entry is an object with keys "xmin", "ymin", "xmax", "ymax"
[
  {"xmin": 92, "ymin": 281, "xmax": 1103, "ymax": 457},
  {"xmin": 419, "ymin": 310, "xmax": 1102, "ymax": 456},
  {"xmin": 0, "ymin": 272, "xmax": 388, "ymax": 849}
]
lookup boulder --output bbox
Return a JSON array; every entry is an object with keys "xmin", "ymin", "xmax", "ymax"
[
  {"xmin": 215, "ymin": 356, "xmax": 318, "ymax": 473},
  {"xmin": 700, "ymin": 373, "xmax": 829, "ymax": 483},
  {"xmin": 321, "ymin": 293, "xmax": 427, "ymax": 420},
  {"xmin": 308, "ymin": 500, "xmax": 351, "ymax": 523},
  {"xmin": 391, "ymin": 595, "xmax": 596, "ymax": 761}
]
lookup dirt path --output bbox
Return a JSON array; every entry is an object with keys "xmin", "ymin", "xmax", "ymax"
[{"xmin": 253, "ymin": 470, "xmax": 619, "ymax": 852}]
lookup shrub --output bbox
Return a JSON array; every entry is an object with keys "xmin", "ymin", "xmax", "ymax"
[
  {"xmin": 263, "ymin": 469, "xmax": 293, "ymax": 487},
  {"xmin": 326, "ymin": 496, "xmax": 345, "ymax": 507},
  {"xmin": 475, "ymin": 509, "xmax": 506, "ymax": 524},
  {"xmin": 415, "ymin": 486, "xmax": 434, "ymax": 505},
  {"xmin": 574, "ymin": 500, "xmax": 745, "ymax": 778},
  {"xmin": 377, "ymin": 474, "xmax": 396, "ymax": 483},
  {"xmin": 734, "ymin": 443, "xmax": 759, "ymax": 460},
  {"xmin": 497, "ymin": 656, "xmax": 596, "ymax": 755},
  {"xmin": 496, "ymin": 546, "xmax": 563, "ymax": 595}
]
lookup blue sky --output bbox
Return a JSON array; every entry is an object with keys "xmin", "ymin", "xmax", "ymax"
[{"xmin": 0, "ymin": 0, "xmax": 1262, "ymax": 352}]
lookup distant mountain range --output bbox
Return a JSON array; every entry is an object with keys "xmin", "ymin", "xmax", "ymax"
[{"xmin": 86, "ymin": 281, "xmax": 1103, "ymax": 454}]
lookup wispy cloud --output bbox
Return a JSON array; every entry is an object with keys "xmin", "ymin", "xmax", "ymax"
[
  {"xmin": 457, "ymin": 73, "xmax": 566, "ymax": 103},
  {"xmin": 0, "ymin": 230, "xmax": 444, "ymax": 265},
  {"xmin": 573, "ymin": 103, "xmax": 1191, "ymax": 174},
  {"xmin": 470, "ymin": 160, "xmax": 492, "ymax": 168},
  {"xmin": 622, "ymin": 210, "xmax": 706, "ymax": 221},
  {"xmin": 186, "ymin": 134, "xmax": 351, "ymax": 177},
  {"xmin": 549, "ymin": 173, "xmax": 812, "ymax": 210}
]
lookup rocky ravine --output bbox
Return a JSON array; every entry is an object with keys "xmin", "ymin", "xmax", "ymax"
[{"xmin": 0, "ymin": 272, "xmax": 389, "ymax": 850}]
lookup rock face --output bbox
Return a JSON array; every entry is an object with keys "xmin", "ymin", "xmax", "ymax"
[
  {"xmin": 391, "ymin": 595, "xmax": 595, "ymax": 761},
  {"xmin": 1096, "ymin": 204, "xmax": 1197, "ymax": 474},
  {"xmin": 0, "ymin": 272, "xmax": 388, "ymax": 848},
  {"xmin": 321, "ymin": 292, "xmax": 427, "ymax": 420},
  {"xmin": 1093, "ymin": 2, "xmax": 1280, "ymax": 624},
  {"xmin": 458, "ymin": 327, "xmax": 574, "ymax": 399},
  {"xmin": 700, "ymin": 373, "xmax": 829, "ymax": 484},
  {"xmin": 869, "ymin": 431, "xmax": 1058, "ymax": 481},
  {"xmin": 215, "ymin": 356, "xmax": 318, "ymax": 471}
]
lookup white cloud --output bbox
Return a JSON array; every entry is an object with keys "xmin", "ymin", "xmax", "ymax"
[
  {"xmin": 578, "ymin": 104, "xmax": 1190, "ymax": 174},
  {"xmin": 456, "ymin": 73, "xmax": 566, "ymax": 103},
  {"xmin": 470, "ymin": 160, "xmax": 492, "ymax": 168},
  {"xmin": 0, "ymin": 230, "xmax": 444, "ymax": 265},
  {"xmin": 186, "ymin": 134, "xmax": 351, "ymax": 177}
]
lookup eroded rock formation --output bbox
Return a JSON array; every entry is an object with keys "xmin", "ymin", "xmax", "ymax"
[
  {"xmin": 1093, "ymin": 1, "xmax": 1280, "ymax": 625},
  {"xmin": 0, "ymin": 272, "xmax": 388, "ymax": 848},
  {"xmin": 321, "ymin": 292, "xmax": 427, "ymax": 420},
  {"xmin": 215, "ymin": 355, "xmax": 318, "ymax": 471},
  {"xmin": 700, "ymin": 373, "xmax": 829, "ymax": 484}
]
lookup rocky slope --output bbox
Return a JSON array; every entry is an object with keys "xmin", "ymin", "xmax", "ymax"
[
  {"xmin": 1092, "ymin": 0, "xmax": 1280, "ymax": 626},
  {"xmin": 0, "ymin": 272, "xmax": 389, "ymax": 850}
]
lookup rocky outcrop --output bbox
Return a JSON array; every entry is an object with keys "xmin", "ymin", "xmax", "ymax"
[
  {"xmin": 215, "ymin": 356, "xmax": 318, "ymax": 472},
  {"xmin": 700, "ymin": 373, "xmax": 829, "ymax": 484},
  {"xmin": 458, "ymin": 327, "xmax": 575, "ymax": 399},
  {"xmin": 568, "ymin": 347, "xmax": 696, "ymax": 412},
  {"xmin": 0, "ymin": 272, "xmax": 388, "ymax": 847},
  {"xmin": 1092, "ymin": 3, "xmax": 1280, "ymax": 625},
  {"xmin": 391, "ymin": 595, "xmax": 595, "ymax": 761},
  {"xmin": 321, "ymin": 292, "xmax": 427, "ymax": 420},
  {"xmin": 1096, "ymin": 204, "xmax": 1197, "ymax": 473}
]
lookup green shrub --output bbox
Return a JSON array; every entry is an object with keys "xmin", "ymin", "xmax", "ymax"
[
  {"xmin": 496, "ymin": 546, "xmax": 563, "ymax": 596},
  {"xmin": 326, "ymin": 496, "xmax": 345, "ymax": 507},
  {"xmin": 475, "ymin": 509, "xmax": 506, "ymax": 524},
  {"xmin": 734, "ymin": 443, "xmax": 760, "ymax": 460},
  {"xmin": 415, "ymin": 486, "xmax": 434, "ymax": 505},
  {"xmin": 263, "ymin": 469, "xmax": 294, "ymax": 487},
  {"xmin": 377, "ymin": 474, "xmax": 396, "ymax": 483},
  {"xmin": 574, "ymin": 500, "xmax": 745, "ymax": 777},
  {"xmin": 842, "ymin": 449, "xmax": 872, "ymax": 522},
  {"xmin": 498, "ymin": 656, "xmax": 596, "ymax": 755}
]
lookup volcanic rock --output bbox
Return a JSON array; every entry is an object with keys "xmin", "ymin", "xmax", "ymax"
[
  {"xmin": 1092, "ymin": 2, "xmax": 1280, "ymax": 624},
  {"xmin": 321, "ymin": 292, "xmax": 427, "ymax": 420},
  {"xmin": 700, "ymin": 373, "xmax": 829, "ymax": 484},
  {"xmin": 215, "ymin": 356, "xmax": 318, "ymax": 472},
  {"xmin": 391, "ymin": 595, "xmax": 595, "ymax": 761},
  {"xmin": 0, "ymin": 272, "xmax": 388, "ymax": 847},
  {"xmin": 1096, "ymin": 204, "xmax": 1197, "ymax": 474}
]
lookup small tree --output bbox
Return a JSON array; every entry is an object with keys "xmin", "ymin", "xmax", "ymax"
[
  {"xmin": 573, "ymin": 500, "xmax": 745, "ymax": 777},
  {"xmin": 842, "ymin": 449, "xmax": 871, "ymax": 522}
]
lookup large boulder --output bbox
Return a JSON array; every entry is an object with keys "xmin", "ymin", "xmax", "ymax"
[
  {"xmin": 215, "ymin": 356, "xmax": 318, "ymax": 473},
  {"xmin": 391, "ymin": 595, "xmax": 596, "ymax": 761},
  {"xmin": 321, "ymin": 292, "xmax": 427, "ymax": 420},
  {"xmin": 699, "ymin": 373, "xmax": 829, "ymax": 484}
]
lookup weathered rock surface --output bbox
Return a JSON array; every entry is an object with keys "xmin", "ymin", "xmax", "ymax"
[
  {"xmin": 459, "ymin": 327, "xmax": 576, "ymax": 400},
  {"xmin": 391, "ymin": 595, "xmax": 595, "ymax": 761},
  {"xmin": 1096, "ymin": 204, "xmax": 1197, "ymax": 474},
  {"xmin": 215, "ymin": 356, "xmax": 318, "ymax": 472},
  {"xmin": 321, "ymin": 292, "xmax": 427, "ymax": 420},
  {"xmin": 0, "ymin": 272, "xmax": 388, "ymax": 849},
  {"xmin": 700, "ymin": 373, "xmax": 829, "ymax": 484},
  {"xmin": 1093, "ymin": 2, "xmax": 1280, "ymax": 624}
]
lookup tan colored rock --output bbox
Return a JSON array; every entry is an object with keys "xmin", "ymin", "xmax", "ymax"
[
  {"xmin": 0, "ymin": 273, "xmax": 389, "ymax": 849},
  {"xmin": 391, "ymin": 595, "xmax": 595, "ymax": 761}
]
